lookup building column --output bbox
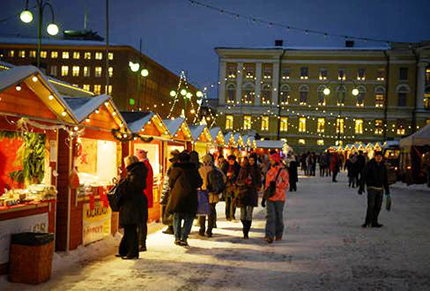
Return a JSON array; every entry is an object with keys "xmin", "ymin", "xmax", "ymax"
[
  {"xmin": 416, "ymin": 61, "xmax": 428, "ymax": 110},
  {"xmin": 218, "ymin": 60, "xmax": 227, "ymax": 105},
  {"xmin": 236, "ymin": 62, "xmax": 243, "ymax": 104},
  {"xmin": 272, "ymin": 62, "xmax": 280, "ymax": 105},
  {"xmin": 255, "ymin": 62, "xmax": 262, "ymax": 106}
]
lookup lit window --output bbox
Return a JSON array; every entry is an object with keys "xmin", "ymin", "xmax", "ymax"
[
  {"xmin": 106, "ymin": 85, "xmax": 113, "ymax": 95},
  {"xmin": 226, "ymin": 83, "xmax": 236, "ymax": 103},
  {"xmin": 226, "ymin": 115, "xmax": 234, "ymax": 129},
  {"xmin": 8, "ymin": 50, "xmax": 14, "ymax": 57},
  {"xmin": 298, "ymin": 139, "xmax": 306, "ymax": 145},
  {"xmin": 261, "ymin": 84, "xmax": 271, "ymax": 105},
  {"xmin": 375, "ymin": 87, "xmax": 385, "ymax": 108},
  {"xmin": 62, "ymin": 51, "xmax": 69, "ymax": 59},
  {"xmin": 50, "ymin": 66, "xmax": 57, "ymax": 76},
  {"xmin": 281, "ymin": 68, "xmax": 290, "ymax": 80},
  {"xmin": 72, "ymin": 66, "xmax": 80, "ymax": 77},
  {"xmin": 300, "ymin": 67, "xmax": 309, "ymax": 80},
  {"xmin": 244, "ymin": 64, "xmax": 255, "ymax": 79},
  {"xmin": 356, "ymin": 88, "xmax": 365, "ymax": 107},
  {"xmin": 424, "ymin": 88, "xmax": 430, "ymax": 110},
  {"xmin": 108, "ymin": 52, "xmax": 114, "ymax": 60},
  {"xmin": 29, "ymin": 50, "xmax": 36, "ymax": 58},
  {"xmin": 427, "ymin": 119, "xmax": 430, "ymax": 125},
  {"xmin": 377, "ymin": 68, "xmax": 385, "ymax": 81},
  {"xmin": 19, "ymin": 50, "xmax": 25, "ymax": 58},
  {"xmin": 95, "ymin": 67, "xmax": 102, "ymax": 77},
  {"xmin": 261, "ymin": 116, "xmax": 269, "ymax": 131},
  {"xmin": 317, "ymin": 118, "xmax": 325, "ymax": 133},
  {"xmin": 317, "ymin": 139, "xmax": 324, "ymax": 146},
  {"xmin": 355, "ymin": 119, "xmax": 363, "ymax": 134},
  {"xmin": 83, "ymin": 84, "xmax": 91, "ymax": 91},
  {"xmin": 243, "ymin": 116, "xmax": 251, "ymax": 130},
  {"xmin": 338, "ymin": 68, "xmax": 346, "ymax": 80},
  {"xmin": 396, "ymin": 120, "xmax": 406, "ymax": 135},
  {"xmin": 319, "ymin": 68, "xmax": 328, "ymax": 80},
  {"xmin": 375, "ymin": 120, "xmax": 383, "ymax": 135},
  {"xmin": 108, "ymin": 67, "xmax": 113, "ymax": 77},
  {"xmin": 242, "ymin": 83, "xmax": 254, "ymax": 104},
  {"xmin": 299, "ymin": 86, "xmax": 308, "ymax": 105},
  {"xmin": 40, "ymin": 51, "xmax": 47, "ymax": 58},
  {"xmin": 337, "ymin": 86, "xmax": 346, "ymax": 106},
  {"xmin": 357, "ymin": 69, "xmax": 365, "ymax": 80},
  {"xmin": 95, "ymin": 52, "xmax": 103, "ymax": 60},
  {"xmin": 227, "ymin": 64, "xmax": 237, "ymax": 79},
  {"xmin": 399, "ymin": 67, "xmax": 408, "ymax": 81},
  {"xmin": 299, "ymin": 118, "xmax": 306, "ymax": 132},
  {"xmin": 61, "ymin": 66, "xmax": 69, "ymax": 76},
  {"xmin": 280, "ymin": 117, "xmax": 288, "ymax": 132},
  {"xmin": 94, "ymin": 85, "xmax": 101, "ymax": 94},
  {"xmin": 280, "ymin": 85, "xmax": 289, "ymax": 105},
  {"xmin": 83, "ymin": 66, "xmax": 90, "ymax": 77},
  {"xmin": 336, "ymin": 118, "xmax": 344, "ymax": 134},
  {"xmin": 84, "ymin": 52, "xmax": 91, "ymax": 59},
  {"xmin": 73, "ymin": 52, "xmax": 80, "ymax": 59},
  {"xmin": 51, "ymin": 51, "xmax": 58, "ymax": 58},
  {"xmin": 426, "ymin": 67, "xmax": 430, "ymax": 83},
  {"xmin": 318, "ymin": 87, "xmax": 326, "ymax": 106}
]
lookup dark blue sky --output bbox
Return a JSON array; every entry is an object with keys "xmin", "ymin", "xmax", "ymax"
[{"xmin": 1, "ymin": 0, "xmax": 430, "ymax": 98}]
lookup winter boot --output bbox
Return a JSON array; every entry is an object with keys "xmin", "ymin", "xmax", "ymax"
[
  {"xmin": 139, "ymin": 240, "xmax": 147, "ymax": 252},
  {"xmin": 241, "ymin": 220, "xmax": 247, "ymax": 238},
  {"xmin": 163, "ymin": 225, "xmax": 174, "ymax": 235}
]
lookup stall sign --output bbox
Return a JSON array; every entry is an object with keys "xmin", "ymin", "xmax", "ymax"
[
  {"xmin": 82, "ymin": 201, "xmax": 111, "ymax": 245},
  {"xmin": 0, "ymin": 213, "xmax": 48, "ymax": 264}
]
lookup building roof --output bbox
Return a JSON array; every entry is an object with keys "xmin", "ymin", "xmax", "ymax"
[
  {"xmin": 63, "ymin": 95, "xmax": 110, "ymax": 122},
  {"xmin": 215, "ymin": 45, "xmax": 391, "ymax": 51},
  {"xmin": 0, "ymin": 36, "xmax": 116, "ymax": 47},
  {"xmin": 121, "ymin": 112, "xmax": 155, "ymax": 133},
  {"xmin": 400, "ymin": 124, "xmax": 430, "ymax": 147}
]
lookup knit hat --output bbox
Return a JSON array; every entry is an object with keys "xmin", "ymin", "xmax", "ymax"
[{"xmin": 270, "ymin": 153, "xmax": 281, "ymax": 163}]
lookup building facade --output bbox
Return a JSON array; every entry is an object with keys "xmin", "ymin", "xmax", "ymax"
[
  {"xmin": 0, "ymin": 37, "xmax": 200, "ymax": 119},
  {"xmin": 215, "ymin": 41, "xmax": 430, "ymax": 150}
]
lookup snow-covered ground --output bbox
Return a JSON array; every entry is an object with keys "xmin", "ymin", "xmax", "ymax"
[{"xmin": 2, "ymin": 171, "xmax": 430, "ymax": 290}]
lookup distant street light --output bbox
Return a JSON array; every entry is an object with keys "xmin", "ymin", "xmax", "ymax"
[
  {"xmin": 20, "ymin": 10, "xmax": 33, "ymax": 23},
  {"xmin": 180, "ymin": 89, "xmax": 187, "ymax": 96}
]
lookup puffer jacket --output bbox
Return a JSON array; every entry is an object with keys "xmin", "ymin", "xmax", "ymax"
[{"xmin": 265, "ymin": 164, "xmax": 289, "ymax": 201}]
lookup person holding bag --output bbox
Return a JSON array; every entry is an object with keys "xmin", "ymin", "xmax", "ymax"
[{"xmin": 262, "ymin": 153, "xmax": 289, "ymax": 244}]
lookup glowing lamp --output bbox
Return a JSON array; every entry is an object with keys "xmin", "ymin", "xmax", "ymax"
[
  {"xmin": 323, "ymin": 88, "xmax": 331, "ymax": 96},
  {"xmin": 129, "ymin": 62, "xmax": 140, "ymax": 72},
  {"xmin": 180, "ymin": 89, "xmax": 187, "ymax": 96},
  {"xmin": 352, "ymin": 88, "xmax": 359, "ymax": 96},
  {"xmin": 170, "ymin": 90, "xmax": 176, "ymax": 97},
  {"xmin": 32, "ymin": 76, "xmax": 38, "ymax": 82},
  {"xmin": 186, "ymin": 92, "xmax": 192, "ymax": 99},
  {"xmin": 47, "ymin": 23, "xmax": 59, "ymax": 36},
  {"xmin": 196, "ymin": 91, "xmax": 203, "ymax": 97},
  {"xmin": 20, "ymin": 10, "xmax": 33, "ymax": 23},
  {"xmin": 141, "ymin": 69, "xmax": 149, "ymax": 77}
]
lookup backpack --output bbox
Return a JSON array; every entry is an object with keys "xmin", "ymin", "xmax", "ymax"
[{"xmin": 208, "ymin": 168, "xmax": 226, "ymax": 194}]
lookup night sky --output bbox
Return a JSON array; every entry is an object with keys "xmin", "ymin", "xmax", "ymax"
[{"xmin": 1, "ymin": 0, "xmax": 429, "ymax": 98}]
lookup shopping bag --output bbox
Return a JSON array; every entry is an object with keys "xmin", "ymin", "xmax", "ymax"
[{"xmin": 197, "ymin": 190, "xmax": 209, "ymax": 216}]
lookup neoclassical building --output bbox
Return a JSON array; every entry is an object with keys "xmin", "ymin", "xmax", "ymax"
[{"xmin": 215, "ymin": 41, "xmax": 430, "ymax": 150}]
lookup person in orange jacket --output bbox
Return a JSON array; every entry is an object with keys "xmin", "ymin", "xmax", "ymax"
[{"xmin": 262, "ymin": 153, "xmax": 289, "ymax": 243}]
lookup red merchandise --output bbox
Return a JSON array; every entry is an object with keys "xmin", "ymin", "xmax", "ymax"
[{"xmin": 143, "ymin": 160, "xmax": 154, "ymax": 208}]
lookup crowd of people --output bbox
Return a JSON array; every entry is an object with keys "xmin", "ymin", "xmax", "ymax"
[{"xmin": 112, "ymin": 146, "xmax": 390, "ymax": 260}]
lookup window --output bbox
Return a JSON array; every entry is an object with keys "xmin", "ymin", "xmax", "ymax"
[
  {"xmin": 299, "ymin": 118, "xmax": 306, "ymax": 132},
  {"xmin": 280, "ymin": 117, "xmax": 288, "ymax": 132},
  {"xmin": 49, "ymin": 66, "xmax": 57, "ymax": 76},
  {"xmin": 83, "ymin": 84, "xmax": 91, "ymax": 91},
  {"xmin": 318, "ymin": 86, "xmax": 326, "ymax": 106},
  {"xmin": 29, "ymin": 50, "xmax": 36, "ymax": 58},
  {"xmin": 261, "ymin": 116, "xmax": 269, "ymax": 131},
  {"xmin": 397, "ymin": 85, "xmax": 409, "ymax": 107},
  {"xmin": 242, "ymin": 83, "xmax": 254, "ymax": 104},
  {"xmin": 226, "ymin": 115, "xmax": 234, "ymax": 129},
  {"xmin": 226, "ymin": 83, "xmax": 236, "ymax": 103},
  {"xmin": 40, "ymin": 51, "xmax": 47, "ymax": 58},
  {"xmin": 300, "ymin": 67, "xmax": 309, "ymax": 79},
  {"xmin": 243, "ymin": 116, "xmax": 251, "ymax": 130},
  {"xmin": 95, "ymin": 67, "xmax": 102, "ymax": 77},
  {"xmin": 377, "ymin": 68, "xmax": 385, "ymax": 81},
  {"xmin": 427, "ymin": 119, "xmax": 430, "ymax": 125},
  {"xmin": 317, "ymin": 118, "xmax": 325, "ymax": 133},
  {"xmin": 108, "ymin": 52, "xmax": 114, "ymax": 60},
  {"xmin": 281, "ymin": 68, "xmax": 290, "ymax": 80},
  {"xmin": 424, "ymin": 87, "xmax": 430, "ymax": 110},
  {"xmin": 105, "ymin": 85, "xmax": 113, "ymax": 95},
  {"xmin": 298, "ymin": 139, "xmax": 306, "ymax": 145},
  {"xmin": 95, "ymin": 52, "xmax": 103, "ymax": 60},
  {"xmin": 338, "ymin": 68, "xmax": 346, "ymax": 80},
  {"xmin": 357, "ymin": 69, "xmax": 365, "ymax": 81},
  {"xmin": 280, "ymin": 85, "xmax": 290, "ymax": 105},
  {"xmin": 319, "ymin": 68, "xmax": 328, "ymax": 80},
  {"xmin": 375, "ymin": 120, "xmax": 383, "ymax": 135},
  {"xmin": 299, "ymin": 85, "xmax": 309, "ymax": 105},
  {"xmin": 83, "ymin": 66, "xmax": 90, "ymax": 77},
  {"xmin": 244, "ymin": 64, "xmax": 255, "ymax": 79},
  {"xmin": 317, "ymin": 139, "xmax": 324, "ymax": 146},
  {"xmin": 108, "ymin": 67, "xmax": 113, "ymax": 77},
  {"xmin": 263, "ymin": 65, "xmax": 272, "ymax": 79},
  {"xmin": 261, "ymin": 84, "xmax": 271, "ymax": 105},
  {"xmin": 336, "ymin": 118, "xmax": 344, "ymax": 134},
  {"xmin": 19, "ymin": 50, "xmax": 25, "ymax": 58},
  {"xmin": 375, "ymin": 87, "xmax": 385, "ymax": 108},
  {"xmin": 73, "ymin": 52, "xmax": 80, "ymax": 59},
  {"xmin": 62, "ymin": 51, "xmax": 69, "ymax": 59},
  {"xmin": 227, "ymin": 64, "xmax": 237, "ymax": 79},
  {"xmin": 8, "ymin": 50, "xmax": 14, "ymax": 57},
  {"xmin": 72, "ymin": 66, "xmax": 80, "ymax": 77},
  {"xmin": 84, "ymin": 52, "xmax": 91, "ymax": 59},
  {"xmin": 355, "ymin": 119, "xmax": 363, "ymax": 134},
  {"xmin": 426, "ymin": 67, "xmax": 430, "ymax": 83},
  {"xmin": 61, "ymin": 66, "xmax": 69, "ymax": 76},
  {"xmin": 94, "ymin": 85, "xmax": 101, "ymax": 94},
  {"xmin": 51, "ymin": 51, "xmax": 58, "ymax": 58},
  {"xmin": 396, "ymin": 120, "xmax": 406, "ymax": 135},
  {"xmin": 356, "ymin": 87, "xmax": 365, "ymax": 107},
  {"xmin": 337, "ymin": 86, "xmax": 346, "ymax": 106},
  {"xmin": 399, "ymin": 67, "xmax": 408, "ymax": 81}
]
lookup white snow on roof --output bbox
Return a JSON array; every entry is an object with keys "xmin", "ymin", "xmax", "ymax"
[
  {"xmin": 0, "ymin": 36, "xmax": 118, "ymax": 47},
  {"xmin": 121, "ymin": 112, "xmax": 155, "ymax": 133},
  {"xmin": 189, "ymin": 125, "xmax": 206, "ymax": 141},
  {"xmin": 163, "ymin": 118, "xmax": 186, "ymax": 136},
  {"xmin": 64, "ymin": 95, "xmax": 110, "ymax": 122},
  {"xmin": 256, "ymin": 140, "xmax": 285, "ymax": 149},
  {"xmin": 224, "ymin": 132, "xmax": 233, "ymax": 143},
  {"xmin": 216, "ymin": 45, "xmax": 391, "ymax": 51},
  {"xmin": 400, "ymin": 124, "xmax": 430, "ymax": 147},
  {"xmin": 209, "ymin": 127, "xmax": 221, "ymax": 139}
]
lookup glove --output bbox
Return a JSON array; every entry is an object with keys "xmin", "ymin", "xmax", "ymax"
[{"xmin": 261, "ymin": 198, "xmax": 266, "ymax": 208}]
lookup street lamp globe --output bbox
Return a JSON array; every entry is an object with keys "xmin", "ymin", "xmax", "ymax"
[
  {"xmin": 323, "ymin": 87, "xmax": 331, "ymax": 96},
  {"xmin": 180, "ymin": 89, "xmax": 187, "ymax": 96},
  {"xmin": 186, "ymin": 92, "xmax": 192, "ymax": 99},
  {"xmin": 170, "ymin": 90, "xmax": 176, "ymax": 97},
  {"xmin": 20, "ymin": 10, "xmax": 33, "ymax": 23},
  {"xmin": 196, "ymin": 91, "xmax": 203, "ymax": 98},
  {"xmin": 47, "ymin": 23, "xmax": 59, "ymax": 36},
  {"xmin": 141, "ymin": 69, "xmax": 149, "ymax": 77},
  {"xmin": 352, "ymin": 88, "xmax": 359, "ymax": 96},
  {"xmin": 129, "ymin": 62, "xmax": 140, "ymax": 72}
]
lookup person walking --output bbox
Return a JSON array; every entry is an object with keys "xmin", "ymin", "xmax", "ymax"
[
  {"xmin": 167, "ymin": 152, "xmax": 202, "ymax": 246},
  {"xmin": 117, "ymin": 155, "xmax": 147, "ymax": 259},
  {"xmin": 262, "ymin": 153, "xmax": 289, "ymax": 243},
  {"xmin": 330, "ymin": 153, "xmax": 341, "ymax": 182},
  {"xmin": 358, "ymin": 151, "xmax": 390, "ymax": 228},
  {"xmin": 356, "ymin": 150, "xmax": 366, "ymax": 184},
  {"xmin": 198, "ymin": 154, "xmax": 226, "ymax": 237},
  {"xmin": 286, "ymin": 153, "xmax": 298, "ymax": 192},
  {"xmin": 319, "ymin": 152, "xmax": 327, "ymax": 177},
  {"xmin": 221, "ymin": 155, "xmax": 240, "ymax": 221},
  {"xmin": 345, "ymin": 154, "xmax": 358, "ymax": 188},
  {"xmin": 160, "ymin": 150, "xmax": 180, "ymax": 235}
]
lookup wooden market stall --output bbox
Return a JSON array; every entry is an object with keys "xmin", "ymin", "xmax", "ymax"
[
  {"xmin": 121, "ymin": 111, "xmax": 171, "ymax": 222},
  {"xmin": 189, "ymin": 124, "xmax": 213, "ymax": 158},
  {"xmin": 208, "ymin": 127, "xmax": 225, "ymax": 159},
  {"xmin": 163, "ymin": 117, "xmax": 193, "ymax": 154}
]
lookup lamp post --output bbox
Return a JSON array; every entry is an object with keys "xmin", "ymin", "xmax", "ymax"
[
  {"xmin": 20, "ymin": 0, "xmax": 59, "ymax": 68},
  {"xmin": 128, "ymin": 61, "xmax": 149, "ymax": 110}
]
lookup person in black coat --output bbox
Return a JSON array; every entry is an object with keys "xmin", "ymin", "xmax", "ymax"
[
  {"xmin": 221, "ymin": 155, "xmax": 241, "ymax": 221},
  {"xmin": 167, "ymin": 152, "xmax": 203, "ymax": 246},
  {"xmin": 287, "ymin": 154, "xmax": 298, "ymax": 192},
  {"xmin": 118, "ymin": 155, "xmax": 147, "ymax": 259},
  {"xmin": 358, "ymin": 151, "xmax": 390, "ymax": 228}
]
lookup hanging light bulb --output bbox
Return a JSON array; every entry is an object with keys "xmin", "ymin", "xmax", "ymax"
[
  {"xmin": 352, "ymin": 88, "xmax": 359, "ymax": 96},
  {"xmin": 180, "ymin": 89, "xmax": 187, "ymax": 96},
  {"xmin": 47, "ymin": 23, "xmax": 59, "ymax": 36},
  {"xmin": 20, "ymin": 10, "xmax": 33, "ymax": 23},
  {"xmin": 323, "ymin": 88, "xmax": 331, "ymax": 95},
  {"xmin": 141, "ymin": 69, "xmax": 149, "ymax": 77},
  {"xmin": 170, "ymin": 90, "xmax": 176, "ymax": 97},
  {"xmin": 196, "ymin": 91, "xmax": 203, "ymax": 97}
]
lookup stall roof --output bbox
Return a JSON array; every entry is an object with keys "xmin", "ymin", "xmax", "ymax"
[
  {"xmin": 189, "ymin": 124, "xmax": 213, "ymax": 143},
  {"xmin": 64, "ymin": 95, "xmax": 110, "ymax": 122},
  {"xmin": 224, "ymin": 132, "xmax": 234, "ymax": 145},
  {"xmin": 256, "ymin": 140, "xmax": 285, "ymax": 149},
  {"xmin": 121, "ymin": 111, "xmax": 169, "ymax": 137},
  {"xmin": 400, "ymin": 124, "xmax": 430, "ymax": 147},
  {"xmin": 209, "ymin": 127, "xmax": 225, "ymax": 146},
  {"xmin": 163, "ymin": 117, "xmax": 192, "ymax": 141}
]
